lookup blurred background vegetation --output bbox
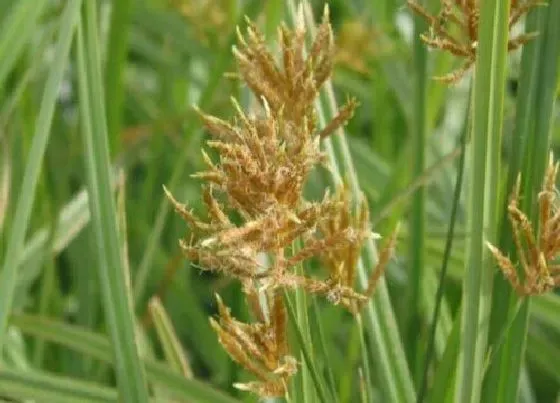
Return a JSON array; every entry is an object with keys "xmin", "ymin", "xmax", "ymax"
[{"xmin": 0, "ymin": 0, "xmax": 558, "ymax": 402}]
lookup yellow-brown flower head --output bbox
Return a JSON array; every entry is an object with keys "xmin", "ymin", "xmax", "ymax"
[
  {"xmin": 487, "ymin": 153, "xmax": 560, "ymax": 296},
  {"xmin": 210, "ymin": 293, "xmax": 296, "ymax": 398},
  {"xmin": 407, "ymin": 0, "xmax": 543, "ymax": 83}
]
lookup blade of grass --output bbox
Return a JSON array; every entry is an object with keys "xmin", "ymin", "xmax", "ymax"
[
  {"xmin": 104, "ymin": 0, "xmax": 132, "ymax": 154},
  {"xmin": 310, "ymin": 298, "xmax": 337, "ymax": 400},
  {"xmin": 455, "ymin": 0, "xmax": 510, "ymax": 401},
  {"xmin": 292, "ymin": 239, "xmax": 317, "ymax": 403},
  {"xmin": 16, "ymin": 174, "xmax": 120, "ymax": 290},
  {"xmin": 76, "ymin": 2, "xmax": 149, "ymax": 400},
  {"xmin": 0, "ymin": 138, "xmax": 9, "ymax": 233},
  {"xmin": 148, "ymin": 296, "xmax": 193, "ymax": 378},
  {"xmin": 284, "ymin": 291, "xmax": 331, "ymax": 403},
  {"xmin": 418, "ymin": 118, "xmax": 468, "ymax": 403},
  {"xmin": 0, "ymin": 368, "xmax": 117, "ymax": 403},
  {"xmin": 532, "ymin": 294, "xmax": 560, "ymax": 332},
  {"xmin": 0, "ymin": 0, "xmax": 49, "ymax": 90},
  {"xmin": 407, "ymin": 0, "xmax": 428, "ymax": 381},
  {"xmin": 355, "ymin": 314, "xmax": 373, "ymax": 403},
  {"xmin": 0, "ymin": 0, "xmax": 82, "ymax": 349},
  {"xmin": 482, "ymin": 4, "xmax": 543, "ymax": 400},
  {"xmin": 10, "ymin": 313, "xmax": 241, "ymax": 403},
  {"xmin": 484, "ymin": 2, "xmax": 560, "ymax": 402},
  {"xmin": 427, "ymin": 311, "xmax": 461, "ymax": 403},
  {"xmin": 526, "ymin": 329, "xmax": 560, "ymax": 384},
  {"xmin": 518, "ymin": 365, "xmax": 537, "ymax": 403}
]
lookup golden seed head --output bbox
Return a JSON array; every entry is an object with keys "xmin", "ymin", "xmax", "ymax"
[
  {"xmin": 487, "ymin": 152, "xmax": 560, "ymax": 296},
  {"xmin": 164, "ymin": 8, "xmax": 394, "ymax": 397},
  {"xmin": 407, "ymin": 0, "xmax": 542, "ymax": 83}
]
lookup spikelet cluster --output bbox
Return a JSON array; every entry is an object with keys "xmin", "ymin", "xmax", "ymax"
[
  {"xmin": 210, "ymin": 293, "xmax": 296, "ymax": 397},
  {"xmin": 165, "ymin": 7, "xmax": 396, "ymax": 398},
  {"xmin": 407, "ymin": 0, "xmax": 543, "ymax": 83},
  {"xmin": 487, "ymin": 153, "xmax": 560, "ymax": 296}
]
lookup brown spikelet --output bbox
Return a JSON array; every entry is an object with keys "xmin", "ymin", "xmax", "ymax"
[
  {"xmin": 407, "ymin": 0, "xmax": 543, "ymax": 83},
  {"xmin": 211, "ymin": 293, "xmax": 296, "ymax": 398},
  {"xmin": 486, "ymin": 153, "xmax": 560, "ymax": 296},
  {"xmin": 318, "ymin": 98, "xmax": 359, "ymax": 139},
  {"xmin": 362, "ymin": 224, "xmax": 400, "ymax": 302}
]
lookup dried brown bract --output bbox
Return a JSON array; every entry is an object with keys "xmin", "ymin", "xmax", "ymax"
[
  {"xmin": 407, "ymin": 0, "xmax": 543, "ymax": 83},
  {"xmin": 210, "ymin": 293, "xmax": 296, "ymax": 397},
  {"xmin": 296, "ymin": 186, "xmax": 399, "ymax": 313},
  {"xmin": 487, "ymin": 153, "xmax": 560, "ymax": 296}
]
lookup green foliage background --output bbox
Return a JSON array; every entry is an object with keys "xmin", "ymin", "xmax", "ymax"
[{"xmin": 0, "ymin": 0, "xmax": 558, "ymax": 402}]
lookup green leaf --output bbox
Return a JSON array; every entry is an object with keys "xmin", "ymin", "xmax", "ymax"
[
  {"xmin": 455, "ymin": 0, "xmax": 510, "ymax": 401},
  {"xmin": 148, "ymin": 296, "xmax": 193, "ymax": 378},
  {"xmin": 0, "ymin": 368, "xmax": 117, "ymax": 403},
  {"xmin": 75, "ymin": 3, "xmax": 149, "ymax": 400},
  {"xmin": 10, "ymin": 314, "xmax": 240, "ymax": 403},
  {"xmin": 0, "ymin": 0, "xmax": 49, "ymax": 89}
]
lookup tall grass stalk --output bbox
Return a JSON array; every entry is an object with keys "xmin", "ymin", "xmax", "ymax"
[
  {"xmin": 105, "ymin": 0, "xmax": 132, "ymax": 154},
  {"xmin": 483, "ymin": 2, "xmax": 560, "ymax": 402},
  {"xmin": 76, "ymin": 2, "xmax": 149, "ymax": 400},
  {"xmin": 455, "ymin": 0, "xmax": 510, "ymax": 401},
  {"xmin": 408, "ymin": 0, "xmax": 428, "ymax": 380}
]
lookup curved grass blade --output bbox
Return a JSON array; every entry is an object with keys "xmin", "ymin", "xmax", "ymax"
[
  {"xmin": 10, "ymin": 314, "xmax": 240, "ymax": 403},
  {"xmin": 148, "ymin": 296, "xmax": 193, "ymax": 378},
  {"xmin": 0, "ymin": 368, "xmax": 117, "ymax": 403}
]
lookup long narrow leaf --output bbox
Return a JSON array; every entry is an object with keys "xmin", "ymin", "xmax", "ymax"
[
  {"xmin": 0, "ymin": 0, "xmax": 49, "ymax": 89},
  {"xmin": 455, "ymin": 0, "xmax": 510, "ymax": 401},
  {"xmin": 10, "ymin": 314, "xmax": 240, "ymax": 403},
  {"xmin": 76, "ymin": 3, "xmax": 149, "ymax": 400},
  {"xmin": 0, "ymin": 368, "xmax": 117, "ymax": 403}
]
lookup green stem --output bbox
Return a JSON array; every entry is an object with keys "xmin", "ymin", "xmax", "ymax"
[
  {"xmin": 418, "ymin": 109, "xmax": 468, "ymax": 403},
  {"xmin": 105, "ymin": 0, "xmax": 132, "ymax": 154},
  {"xmin": 408, "ymin": 0, "xmax": 428, "ymax": 380},
  {"xmin": 455, "ymin": 0, "xmax": 510, "ymax": 401},
  {"xmin": 76, "ymin": 2, "xmax": 150, "ymax": 400}
]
